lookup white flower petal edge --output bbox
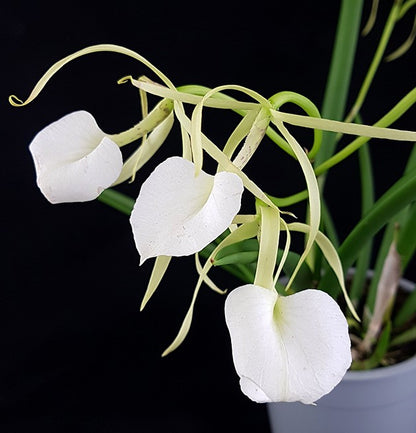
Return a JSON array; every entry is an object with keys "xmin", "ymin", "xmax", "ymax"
[
  {"xmin": 29, "ymin": 110, "xmax": 123, "ymax": 203},
  {"xmin": 225, "ymin": 284, "xmax": 351, "ymax": 404},
  {"xmin": 130, "ymin": 156, "xmax": 244, "ymax": 263}
]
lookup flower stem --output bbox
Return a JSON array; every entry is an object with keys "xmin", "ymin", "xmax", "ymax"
[
  {"xmin": 344, "ymin": 0, "xmax": 403, "ymax": 123},
  {"xmin": 315, "ymin": 87, "xmax": 416, "ymax": 177},
  {"xmin": 268, "ymin": 87, "xmax": 416, "ymax": 207}
]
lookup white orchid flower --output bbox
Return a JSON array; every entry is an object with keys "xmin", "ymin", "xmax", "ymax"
[
  {"xmin": 225, "ymin": 284, "xmax": 351, "ymax": 404},
  {"xmin": 130, "ymin": 156, "xmax": 244, "ymax": 264},
  {"xmin": 29, "ymin": 110, "xmax": 123, "ymax": 203}
]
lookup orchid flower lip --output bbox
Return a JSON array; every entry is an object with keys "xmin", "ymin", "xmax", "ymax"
[
  {"xmin": 29, "ymin": 110, "xmax": 123, "ymax": 203},
  {"xmin": 130, "ymin": 156, "xmax": 244, "ymax": 264},
  {"xmin": 225, "ymin": 284, "xmax": 351, "ymax": 404}
]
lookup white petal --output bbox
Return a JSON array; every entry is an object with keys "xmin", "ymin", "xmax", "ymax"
[
  {"xmin": 130, "ymin": 156, "xmax": 243, "ymax": 263},
  {"xmin": 225, "ymin": 285, "xmax": 351, "ymax": 404},
  {"xmin": 29, "ymin": 111, "xmax": 123, "ymax": 203}
]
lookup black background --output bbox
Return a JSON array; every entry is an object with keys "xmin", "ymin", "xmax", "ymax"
[{"xmin": 1, "ymin": 1, "xmax": 415, "ymax": 432}]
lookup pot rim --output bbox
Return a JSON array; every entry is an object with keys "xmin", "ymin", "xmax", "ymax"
[
  {"xmin": 345, "ymin": 271, "xmax": 416, "ymax": 381},
  {"xmin": 345, "ymin": 353, "xmax": 416, "ymax": 381}
]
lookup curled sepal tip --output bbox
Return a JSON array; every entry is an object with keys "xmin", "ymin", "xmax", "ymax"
[
  {"xmin": 8, "ymin": 95, "xmax": 25, "ymax": 107},
  {"xmin": 225, "ymin": 285, "xmax": 351, "ymax": 404}
]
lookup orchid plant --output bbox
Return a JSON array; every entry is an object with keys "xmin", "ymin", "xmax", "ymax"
[{"xmin": 9, "ymin": 0, "xmax": 416, "ymax": 405}]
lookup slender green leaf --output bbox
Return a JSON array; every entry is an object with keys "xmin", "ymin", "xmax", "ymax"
[
  {"xmin": 397, "ymin": 144, "xmax": 416, "ymax": 270},
  {"xmin": 398, "ymin": 202, "xmax": 416, "ymax": 269},
  {"xmin": 316, "ymin": 0, "xmax": 364, "ymax": 172},
  {"xmin": 390, "ymin": 325, "xmax": 416, "ymax": 347},
  {"xmin": 309, "ymin": 0, "xmax": 363, "ymax": 289},
  {"xmin": 351, "ymin": 321, "xmax": 392, "ymax": 370},
  {"xmin": 394, "ymin": 288, "xmax": 416, "ymax": 328},
  {"xmin": 214, "ymin": 238, "xmax": 259, "ymax": 261},
  {"xmin": 320, "ymin": 166, "xmax": 416, "ymax": 298},
  {"xmin": 321, "ymin": 198, "xmax": 339, "ymax": 248},
  {"xmin": 214, "ymin": 251, "xmax": 258, "ymax": 266},
  {"xmin": 349, "ymin": 143, "xmax": 374, "ymax": 305},
  {"xmin": 344, "ymin": 1, "xmax": 402, "ymax": 122},
  {"xmin": 366, "ymin": 144, "xmax": 416, "ymax": 315},
  {"xmin": 200, "ymin": 236, "xmax": 255, "ymax": 283}
]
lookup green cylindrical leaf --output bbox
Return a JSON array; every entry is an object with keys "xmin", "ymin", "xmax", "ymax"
[
  {"xmin": 394, "ymin": 288, "xmax": 416, "ymax": 328},
  {"xmin": 214, "ymin": 251, "xmax": 259, "ymax": 266},
  {"xmin": 97, "ymin": 188, "xmax": 135, "ymax": 215},
  {"xmin": 320, "ymin": 167, "xmax": 416, "ymax": 297},
  {"xmin": 316, "ymin": 0, "xmax": 364, "ymax": 169}
]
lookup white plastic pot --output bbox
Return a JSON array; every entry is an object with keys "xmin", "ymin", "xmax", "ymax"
[{"xmin": 267, "ymin": 276, "xmax": 416, "ymax": 433}]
